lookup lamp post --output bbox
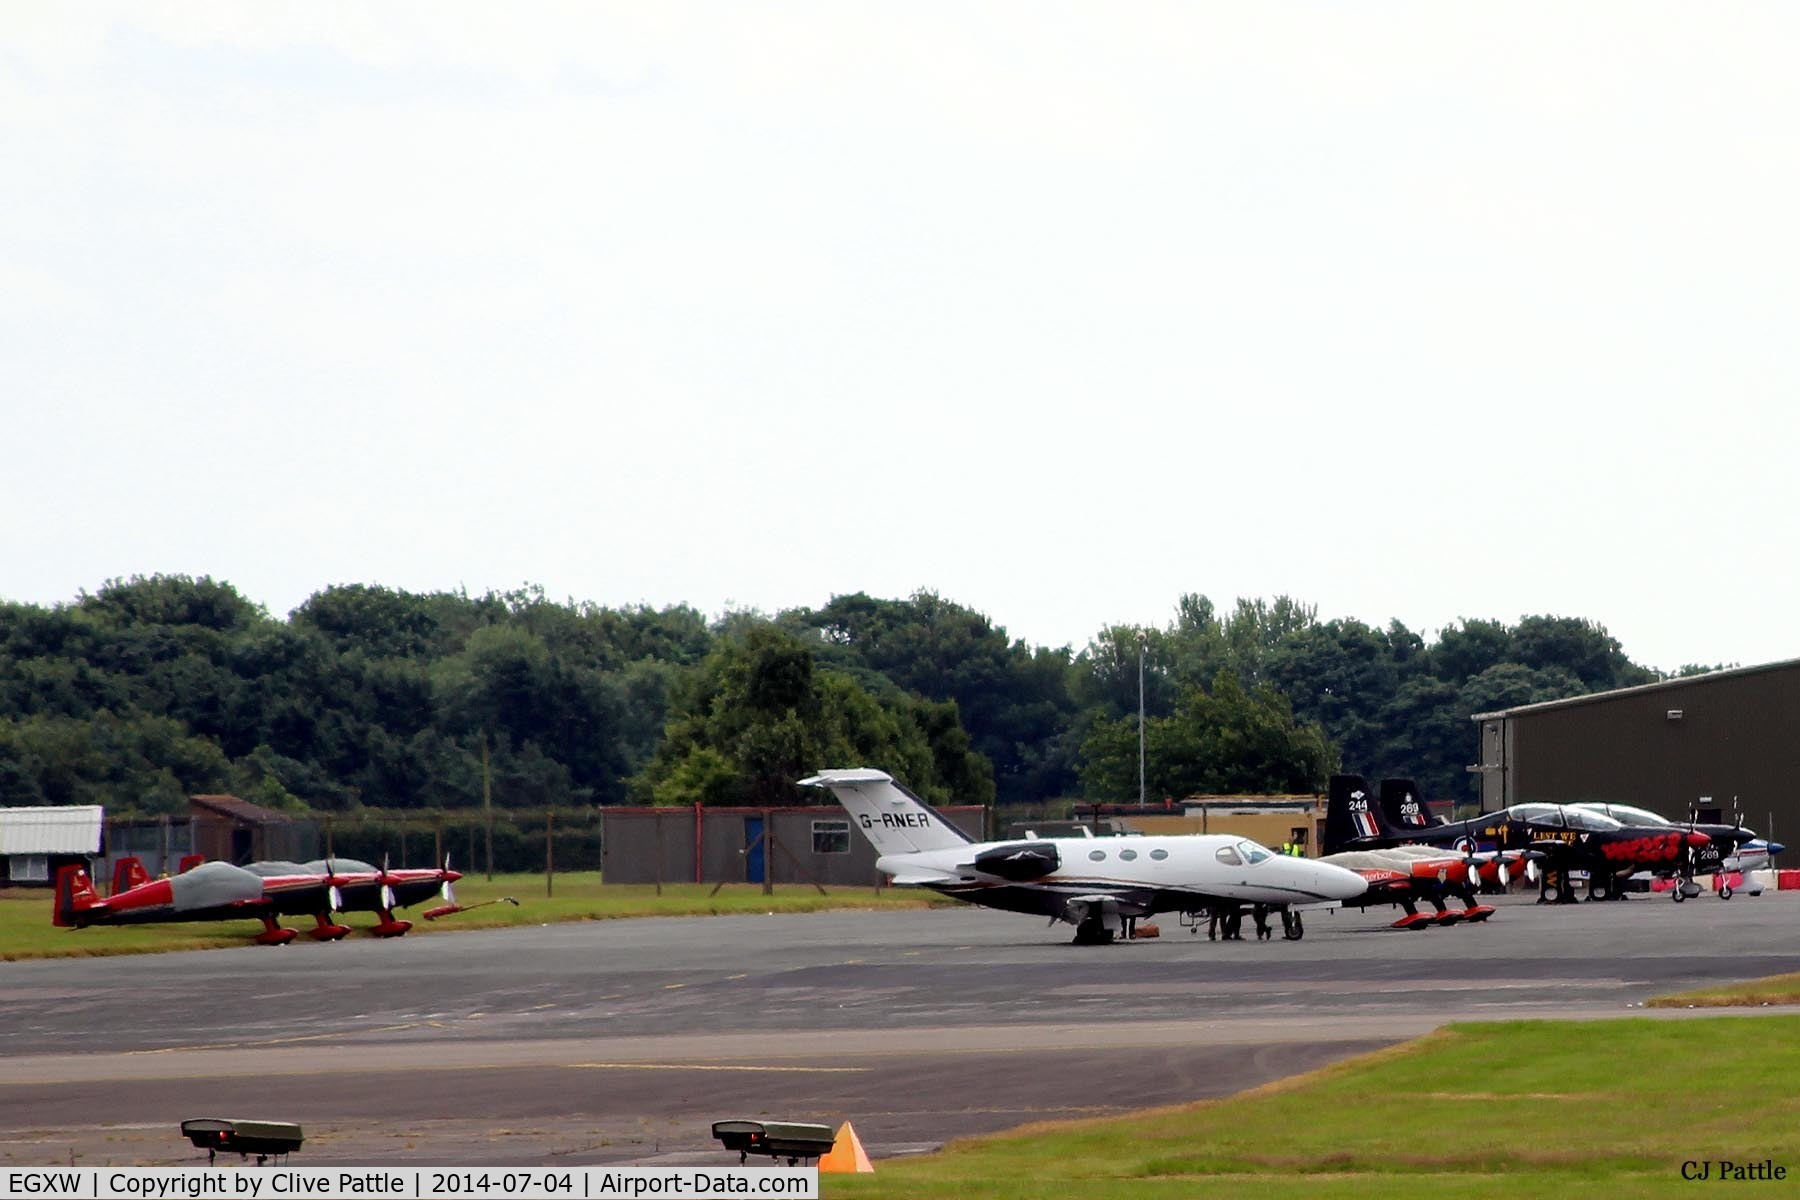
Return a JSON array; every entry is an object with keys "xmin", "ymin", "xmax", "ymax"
[{"xmin": 1137, "ymin": 630, "xmax": 1148, "ymax": 805}]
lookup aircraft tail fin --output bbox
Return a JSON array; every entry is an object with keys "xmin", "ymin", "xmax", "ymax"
[
  {"xmin": 1325, "ymin": 774, "xmax": 1393, "ymax": 854},
  {"xmin": 111, "ymin": 856, "xmax": 152, "ymax": 897},
  {"xmin": 53, "ymin": 865, "xmax": 101, "ymax": 927},
  {"xmin": 798, "ymin": 769, "xmax": 973, "ymax": 855},
  {"xmin": 1378, "ymin": 779, "xmax": 1435, "ymax": 833}
]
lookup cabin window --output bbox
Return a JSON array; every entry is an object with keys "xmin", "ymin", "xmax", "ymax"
[
  {"xmin": 1214, "ymin": 846, "xmax": 1242, "ymax": 866},
  {"xmin": 1149, "ymin": 849, "xmax": 1169, "ymax": 861},
  {"xmin": 1088, "ymin": 849, "xmax": 1107, "ymax": 862},
  {"xmin": 811, "ymin": 820, "xmax": 851, "ymax": 854},
  {"xmin": 1119, "ymin": 849, "xmax": 1138, "ymax": 861}
]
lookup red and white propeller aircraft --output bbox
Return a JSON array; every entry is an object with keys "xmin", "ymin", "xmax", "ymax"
[{"xmin": 53, "ymin": 855, "xmax": 469, "ymax": 945}]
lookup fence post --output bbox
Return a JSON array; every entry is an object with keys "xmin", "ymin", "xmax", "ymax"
[
  {"xmin": 654, "ymin": 811, "xmax": 664, "ymax": 896},
  {"xmin": 546, "ymin": 809, "xmax": 555, "ymax": 898},
  {"xmin": 482, "ymin": 734, "xmax": 494, "ymax": 882}
]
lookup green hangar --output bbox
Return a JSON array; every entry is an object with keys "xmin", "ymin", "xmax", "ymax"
[{"xmin": 1472, "ymin": 657, "xmax": 1800, "ymax": 835}]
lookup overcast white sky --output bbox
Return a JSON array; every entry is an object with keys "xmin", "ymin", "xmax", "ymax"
[{"xmin": 4, "ymin": 3, "xmax": 1797, "ymax": 673}]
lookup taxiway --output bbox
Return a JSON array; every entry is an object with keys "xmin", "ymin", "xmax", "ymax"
[{"xmin": 3, "ymin": 893, "xmax": 1797, "ymax": 1166}]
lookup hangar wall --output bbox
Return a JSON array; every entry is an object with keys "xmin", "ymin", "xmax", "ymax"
[
  {"xmin": 601, "ymin": 804, "xmax": 987, "ymax": 887},
  {"xmin": 1474, "ymin": 658, "xmax": 1800, "ymax": 836}
]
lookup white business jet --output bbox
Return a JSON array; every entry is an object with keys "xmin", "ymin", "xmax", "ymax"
[{"xmin": 800, "ymin": 768, "xmax": 1367, "ymax": 944}]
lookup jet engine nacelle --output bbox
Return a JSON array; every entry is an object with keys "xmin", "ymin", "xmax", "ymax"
[{"xmin": 972, "ymin": 842, "xmax": 1061, "ymax": 881}]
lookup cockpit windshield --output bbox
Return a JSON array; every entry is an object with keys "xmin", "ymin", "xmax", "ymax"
[
  {"xmin": 1507, "ymin": 803, "xmax": 1622, "ymax": 831},
  {"xmin": 1236, "ymin": 839, "xmax": 1274, "ymax": 865},
  {"xmin": 1578, "ymin": 803, "xmax": 1668, "ymax": 826},
  {"xmin": 1509, "ymin": 803, "xmax": 1564, "ymax": 826}
]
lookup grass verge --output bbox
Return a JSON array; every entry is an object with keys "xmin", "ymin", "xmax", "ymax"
[
  {"xmin": 826, "ymin": 1017, "xmax": 1800, "ymax": 1199},
  {"xmin": 1648, "ymin": 972, "xmax": 1800, "ymax": 1008},
  {"xmin": 0, "ymin": 874, "xmax": 943, "ymax": 959}
]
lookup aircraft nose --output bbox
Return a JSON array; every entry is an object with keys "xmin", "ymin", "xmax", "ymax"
[
  {"xmin": 1685, "ymin": 831, "xmax": 1711, "ymax": 848},
  {"xmin": 1315, "ymin": 861, "xmax": 1368, "ymax": 900}
]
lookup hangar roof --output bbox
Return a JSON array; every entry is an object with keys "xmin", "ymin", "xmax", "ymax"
[
  {"xmin": 189, "ymin": 794, "xmax": 292, "ymax": 824},
  {"xmin": 0, "ymin": 806, "xmax": 104, "ymax": 855},
  {"xmin": 1471, "ymin": 656, "xmax": 1800, "ymax": 722}
]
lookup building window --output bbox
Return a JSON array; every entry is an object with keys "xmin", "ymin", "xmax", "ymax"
[
  {"xmin": 12, "ymin": 855, "xmax": 49, "ymax": 882},
  {"xmin": 812, "ymin": 820, "xmax": 851, "ymax": 855}
]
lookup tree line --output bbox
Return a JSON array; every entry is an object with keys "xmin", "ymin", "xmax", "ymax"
[{"xmin": 0, "ymin": 576, "xmax": 1707, "ymax": 817}]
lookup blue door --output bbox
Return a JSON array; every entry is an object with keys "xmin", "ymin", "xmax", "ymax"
[{"xmin": 744, "ymin": 817, "xmax": 765, "ymax": 884}]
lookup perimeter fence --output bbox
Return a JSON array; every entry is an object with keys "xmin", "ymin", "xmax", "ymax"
[{"xmin": 98, "ymin": 808, "xmax": 601, "ymax": 880}]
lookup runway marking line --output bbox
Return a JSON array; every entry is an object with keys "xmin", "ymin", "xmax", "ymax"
[
  {"xmin": 125, "ymin": 1023, "xmax": 420, "ymax": 1054},
  {"xmin": 565, "ymin": 1062, "xmax": 871, "ymax": 1074}
]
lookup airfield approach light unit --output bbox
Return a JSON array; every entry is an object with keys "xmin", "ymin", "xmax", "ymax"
[
  {"xmin": 180, "ymin": 1118, "xmax": 304, "ymax": 1165},
  {"xmin": 712, "ymin": 1119, "xmax": 836, "ymax": 1166}
]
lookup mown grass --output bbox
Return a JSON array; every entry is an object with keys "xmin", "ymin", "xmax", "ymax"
[
  {"xmin": 1649, "ymin": 971, "xmax": 1800, "ymax": 1008},
  {"xmin": 826, "ymin": 1017, "xmax": 1800, "ymax": 1199},
  {"xmin": 0, "ymin": 873, "xmax": 943, "ymax": 959}
]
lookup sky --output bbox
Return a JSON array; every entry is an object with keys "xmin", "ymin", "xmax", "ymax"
[{"xmin": 4, "ymin": 3, "xmax": 1797, "ymax": 675}]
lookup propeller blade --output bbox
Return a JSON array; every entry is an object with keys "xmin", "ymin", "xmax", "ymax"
[
  {"xmin": 378, "ymin": 851, "xmax": 397, "ymax": 911},
  {"xmin": 328, "ymin": 885, "xmax": 344, "ymax": 912},
  {"xmin": 441, "ymin": 879, "xmax": 457, "ymax": 905},
  {"xmin": 1498, "ymin": 862, "xmax": 1511, "ymax": 888}
]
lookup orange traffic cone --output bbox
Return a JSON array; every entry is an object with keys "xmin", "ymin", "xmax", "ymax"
[{"xmin": 818, "ymin": 1121, "xmax": 874, "ymax": 1173}]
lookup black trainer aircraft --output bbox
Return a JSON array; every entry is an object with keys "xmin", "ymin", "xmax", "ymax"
[
  {"xmin": 1571, "ymin": 801, "xmax": 1764, "ymax": 900},
  {"xmin": 1323, "ymin": 774, "xmax": 1712, "ymax": 904}
]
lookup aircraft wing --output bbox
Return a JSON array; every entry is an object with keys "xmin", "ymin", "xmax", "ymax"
[{"xmin": 887, "ymin": 870, "xmax": 965, "ymax": 886}]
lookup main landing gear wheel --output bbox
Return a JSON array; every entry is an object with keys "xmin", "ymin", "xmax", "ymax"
[
  {"xmin": 1281, "ymin": 911, "xmax": 1304, "ymax": 941},
  {"xmin": 1072, "ymin": 917, "xmax": 1115, "ymax": 945},
  {"xmin": 1720, "ymin": 883, "xmax": 1734, "ymax": 900},
  {"xmin": 1588, "ymin": 877, "xmax": 1610, "ymax": 902},
  {"xmin": 1672, "ymin": 885, "xmax": 1686, "ymax": 902}
]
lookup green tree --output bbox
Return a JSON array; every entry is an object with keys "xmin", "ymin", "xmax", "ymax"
[
  {"xmin": 1264, "ymin": 619, "xmax": 1400, "ymax": 774},
  {"xmin": 1079, "ymin": 671, "xmax": 1335, "ymax": 801},
  {"xmin": 789, "ymin": 591, "xmax": 1074, "ymax": 804},
  {"xmin": 634, "ymin": 624, "xmax": 992, "ymax": 808}
]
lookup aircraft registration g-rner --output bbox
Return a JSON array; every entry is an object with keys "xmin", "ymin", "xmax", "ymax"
[{"xmin": 800, "ymin": 768, "xmax": 1368, "ymax": 943}]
